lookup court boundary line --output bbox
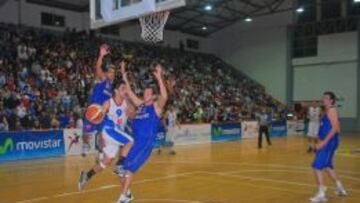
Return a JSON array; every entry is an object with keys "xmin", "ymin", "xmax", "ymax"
[
  {"xmin": 150, "ymin": 161, "xmax": 360, "ymax": 175},
  {"xmin": 13, "ymin": 167, "xmax": 360, "ymax": 203},
  {"xmin": 200, "ymin": 170, "xmax": 360, "ymax": 194},
  {"xmin": 15, "ymin": 172, "xmax": 199, "ymax": 203}
]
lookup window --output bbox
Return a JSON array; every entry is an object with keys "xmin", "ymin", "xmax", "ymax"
[
  {"xmin": 297, "ymin": 0, "xmax": 316, "ymax": 23},
  {"xmin": 186, "ymin": 39, "xmax": 199, "ymax": 49},
  {"xmin": 113, "ymin": 0, "xmax": 119, "ymax": 10},
  {"xmin": 292, "ymin": 24, "xmax": 318, "ymax": 58},
  {"xmin": 41, "ymin": 12, "xmax": 65, "ymax": 27},
  {"xmin": 347, "ymin": 0, "xmax": 360, "ymax": 16},
  {"xmin": 321, "ymin": 0, "xmax": 341, "ymax": 20}
]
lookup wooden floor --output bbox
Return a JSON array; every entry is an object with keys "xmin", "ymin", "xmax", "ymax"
[{"xmin": 0, "ymin": 135, "xmax": 359, "ymax": 203}]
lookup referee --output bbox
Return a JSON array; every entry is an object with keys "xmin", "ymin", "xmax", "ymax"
[{"xmin": 257, "ymin": 108, "xmax": 272, "ymax": 149}]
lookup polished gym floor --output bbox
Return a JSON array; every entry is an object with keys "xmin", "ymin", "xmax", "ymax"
[{"xmin": 1, "ymin": 135, "xmax": 359, "ymax": 203}]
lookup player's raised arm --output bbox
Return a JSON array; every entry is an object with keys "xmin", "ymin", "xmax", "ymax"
[
  {"xmin": 95, "ymin": 44, "xmax": 110, "ymax": 81},
  {"xmin": 120, "ymin": 61, "xmax": 143, "ymax": 107},
  {"xmin": 153, "ymin": 64, "xmax": 168, "ymax": 115}
]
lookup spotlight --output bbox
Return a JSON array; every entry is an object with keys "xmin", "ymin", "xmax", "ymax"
[
  {"xmin": 245, "ymin": 17, "xmax": 252, "ymax": 22},
  {"xmin": 204, "ymin": 5, "xmax": 212, "ymax": 11},
  {"xmin": 296, "ymin": 7, "xmax": 304, "ymax": 13}
]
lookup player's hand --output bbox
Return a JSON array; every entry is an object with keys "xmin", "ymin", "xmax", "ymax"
[
  {"xmin": 120, "ymin": 61, "xmax": 128, "ymax": 79},
  {"xmin": 120, "ymin": 61, "xmax": 126, "ymax": 73},
  {"xmin": 315, "ymin": 140, "xmax": 326, "ymax": 150},
  {"xmin": 153, "ymin": 64, "xmax": 162, "ymax": 79},
  {"xmin": 99, "ymin": 44, "xmax": 110, "ymax": 57}
]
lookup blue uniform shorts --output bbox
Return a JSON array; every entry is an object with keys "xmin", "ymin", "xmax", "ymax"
[
  {"xmin": 312, "ymin": 141, "xmax": 338, "ymax": 170},
  {"xmin": 124, "ymin": 135, "xmax": 155, "ymax": 173}
]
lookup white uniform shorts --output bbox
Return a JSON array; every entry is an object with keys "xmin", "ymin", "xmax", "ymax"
[{"xmin": 102, "ymin": 127, "xmax": 133, "ymax": 158}]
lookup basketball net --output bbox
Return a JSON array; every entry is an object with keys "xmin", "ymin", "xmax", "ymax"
[{"xmin": 139, "ymin": 11, "xmax": 170, "ymax": 43}]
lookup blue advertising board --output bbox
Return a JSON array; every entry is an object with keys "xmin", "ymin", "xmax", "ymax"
[
  {"xmin": 211, "ymin": 122, "xmax": 241, "ymax": 142},
  {"xmin": 153, "ymin": 125, "xmax": 166, "ymax": 148},
  {"xmin": 269, "ymin": 120, "xmax": 287, "ymax": 137},
  {"xmin": 0, "ymin": 131, "xmax": 65, "ymax": 162}
]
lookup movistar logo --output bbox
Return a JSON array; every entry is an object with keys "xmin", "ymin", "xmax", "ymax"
[
  {"xmin": 213, "ymin": 127, "xmax": 241, "ymax": 136},
  {"xmin": 213, "ymin": 128, "xmax": 223, "ymax": 136},
  {"xmin": 0, "ymin": 138, "xmax": 14, "ymax": 155}
]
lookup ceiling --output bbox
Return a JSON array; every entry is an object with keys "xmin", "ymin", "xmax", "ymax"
[{"xmin": 27, "ymin": 0, "xmax": 293, "ymax": 37}]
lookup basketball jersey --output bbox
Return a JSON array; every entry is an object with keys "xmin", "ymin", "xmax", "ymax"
[
  {"xmin": 308, "ymin": 107, "xmax": 320, "ymax": 123},
  {"xmin": 132, "ymin": 104, "xmax": 160, "ymax": 140},
  {"xmin": 88, "ymin": 79, "xmax": 112, "ymax": 105},
  {"xmin": 103, "ymin": 98, "xmax": 128, "ymax": 131},
  {"xmin": 318, "ymin": 113, "xmax": 339, "ymax": 146},
  {"xmin": 167, "ymin": 111, "xmax": 177, "ymax": 127}
]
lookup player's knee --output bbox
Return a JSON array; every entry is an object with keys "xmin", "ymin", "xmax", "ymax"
[
  {"xmin": 128, "ymin": 136, "xmax": 134, "ymax": 143},
  {"xmin": 127, "ymin": 141, "xmax": 134, "ymax": 147},
  {"xmin": 99, "ymin": 158, "xmax": 112, "ymax": 169}
]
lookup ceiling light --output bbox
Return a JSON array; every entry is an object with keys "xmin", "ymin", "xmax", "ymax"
[
  {"xmin": 296, "ymin": 7, "xmax": 304, "ymax": 13},
  {"xmin": 204, "ymin": 5, "xmax": 212, "ymax": 11},
  {"xmin": 244, "ymin": 17, "xmax": 252, "ymax": 22}
]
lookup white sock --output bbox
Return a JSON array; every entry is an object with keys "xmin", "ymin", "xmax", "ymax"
[
  {"xmin": 126, "ymin": 190, "xmax": 131, "ymax": 195},
  {"xmin": 119, "ymin": 194, "xmax": 127, "ymax": 200},
  {"xmin": 319, "ymin": 185, "xmax": 327, "ymax": 193},
  {"xmin": 336, "ymin": 180, "xmax": 343, "ymax": 188}
]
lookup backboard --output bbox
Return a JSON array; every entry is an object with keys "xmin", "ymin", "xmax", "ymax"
[{"xmin": 90, "ymin": 0, "xmax": 186, "ymax": 30}]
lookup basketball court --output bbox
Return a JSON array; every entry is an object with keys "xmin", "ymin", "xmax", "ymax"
[
  {"xmin": 0, "ymin": 0, "xmax": 360, "ymax": 203},
  {"xmin": 1, "ymin": 135, "xmax": 359, "ymax": 203}
]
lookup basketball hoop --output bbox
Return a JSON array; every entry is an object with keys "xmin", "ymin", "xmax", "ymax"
[{"xmin": 139, "ymin": 11, "xmax": 170, "ymax": 43}]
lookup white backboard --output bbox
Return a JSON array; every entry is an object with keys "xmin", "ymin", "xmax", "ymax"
[{"xmin": 90, "ymin": 0, "xmax": 186, "ymax": 29}]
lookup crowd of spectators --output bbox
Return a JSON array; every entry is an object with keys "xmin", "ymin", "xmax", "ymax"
[{"xmin": 0, "ymin": 23, "xmax": 287, "ymax": 131}]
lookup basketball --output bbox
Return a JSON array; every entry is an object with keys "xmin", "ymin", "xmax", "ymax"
[{"xmin": 85, "ymin": 104, "xmax": 104, "ymax": 125}]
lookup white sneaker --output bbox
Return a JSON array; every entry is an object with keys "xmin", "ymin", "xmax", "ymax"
[
  {"xmin": 117, "ymin": 194, "xmax": 130, "ymax": 203},
  {"xmin": 335, "ymin": 186, "xmax": 347, "ymax": 197},
  {"xmin": 126, "ymin": 191, "xmax": 135, "ymax": 202},
  {"xmin": 117, "ymin": 193, "xmax": 134, "ymax": 203},
  {"xmin": 309, "ymin": 190, "xmax": 327, "ymax": 202}
]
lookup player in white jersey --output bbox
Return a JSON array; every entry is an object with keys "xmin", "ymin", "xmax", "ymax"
[
  {"xmin": 158, "ymin": 106, "xmax": 181, "ymax": 155},
  {"xmin": 78, "ymin": 76, "xmax": 134, "ymax": 191},
  {"xmin": 307, "ymin": 101, "xmax": 321, "ymax": 152}
]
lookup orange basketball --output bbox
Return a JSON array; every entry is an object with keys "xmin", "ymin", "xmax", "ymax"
[{"xmin": 85, "ymin": 104, "xmax": 105, "ymax": 125}]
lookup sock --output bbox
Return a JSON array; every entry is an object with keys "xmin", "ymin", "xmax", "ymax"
[
  {"xmin": 119, "ymin": 194, "xmax": 127, "ymax": 201},
  {"xmin": 87, "ymin": 169, "xmax": 96, "ymax": 179},
  {"xmin": 116, "ymin": 156, "xmax": 126, "ymax": 166},
  {"xmin": 319, "ymin": 185, "xmax": 327, "ymax": 193},
  {"xmin": 126, "ymin": 190, "xmax": 131, "ymax": 196},
  {"xmin": 336, "ymin": 180, "xmax": 343, "ymax": 188}
]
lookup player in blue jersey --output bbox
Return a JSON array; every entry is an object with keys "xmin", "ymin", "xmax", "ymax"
[
  {"xmin": 116, "ymin": 62, "xmax": 168, "ymax": 203},
  {"xmin": 82, "ymin": 44, "xmax": 115, "ymax": 156},
  {"xmin": 309, "ymin": 92, "xmax": 347, "ymax": 202}
]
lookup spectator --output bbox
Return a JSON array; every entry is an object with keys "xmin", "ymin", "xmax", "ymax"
[
  {"xmin": 0, "ymin": 22, "xmax": 287, "ymax": 131},
  {"xmin": 0, "ymin": 113, "xmax": 8, "ymax": 131}
]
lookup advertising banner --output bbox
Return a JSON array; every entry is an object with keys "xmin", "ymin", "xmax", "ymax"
[
  {"xmin": 296, "ymin": 120, "xmax": 305, "ymax": 135},
  {"xmin": 287, "ymin": 120, "xmax": 297, "ymax": 135},
  {"xmin": 153, "ymin": 125, "xmax": 166, "ymax": 148},
  {"xmin": 211, "ymin": 122, "xmax": 241, "ymax": 142},
  {"xmin": 174, "ymin": 124, "xmax": 211, "ymax": 145},
  {"xmin": 64, "ymin": 129, "xmax": 97, "ymax": 155},
  {"xmin": 0, "ymin": 131, "xmax": 65, "ymax": 161},
  {"xmin": 269, "ymin": 120, "xmax": 287, "ymax": 137},
  {"xmin": 241, "ymin": 121, "xmax": 259, "ymax": 139}
]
